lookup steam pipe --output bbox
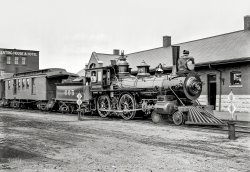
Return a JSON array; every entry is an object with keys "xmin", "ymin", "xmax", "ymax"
[{"xmin": 171, "ymin": 46, "xmax": 180, "ymax": 75}]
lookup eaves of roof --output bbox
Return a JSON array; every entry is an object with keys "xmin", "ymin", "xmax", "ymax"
[
  {"xmin": 195, "ymin": 57, "xmax": 250, "ymax": 67},
  {"xmin": 131, "ymin": 57, "xmax": 250, "ymax": 74}
]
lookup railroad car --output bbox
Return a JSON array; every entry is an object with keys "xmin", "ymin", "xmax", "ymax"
[
  {"xmin": 80, "ymin": 46, "xmax": 223, "ymax": 125},
  {"xmin": 1, "ymin": 68, "xmax": 78, "ymax": 109}
]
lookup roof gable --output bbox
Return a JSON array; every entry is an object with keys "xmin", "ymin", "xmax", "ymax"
[
  {"xmin": 95, "ymin": 53, "xmax": 120, "ymax": 67},
  {"xmin": 87, "ymin": 52, "xmax": 120, "ymax": 68}
]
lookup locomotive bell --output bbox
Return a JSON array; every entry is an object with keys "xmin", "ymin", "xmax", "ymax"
[{"xmin": 137, "ymin": 60, "xmax": 150, "ymax": 77}]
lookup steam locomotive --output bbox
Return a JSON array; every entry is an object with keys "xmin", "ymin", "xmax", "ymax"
[
  {"xmin": 80, "ymin": 46, "xmax": 223, "ymax": 125},
  {"xmin": 0, "ymin": 46, "xmax": 223, "ymax": 125}
]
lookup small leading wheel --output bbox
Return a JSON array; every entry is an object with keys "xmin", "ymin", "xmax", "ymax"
[
  {"xmin": 172, "ymin": 111, "xmax": 184, "ymax": 125},
  {"xmin": 118, "ymin": 93, "xmax": 136, "ymax": 120},
  {"xmin": 97, "ymin": 95, "xmax": 111, "ymax": 118},
  {"xmin": 151, "ymin": 111, "xmax": 163, "ymax": 123}
]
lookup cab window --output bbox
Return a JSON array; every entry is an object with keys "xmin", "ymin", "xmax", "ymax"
[{"xmin": 91, "ymin": 71, "xmax": 97, "ymax": 82}]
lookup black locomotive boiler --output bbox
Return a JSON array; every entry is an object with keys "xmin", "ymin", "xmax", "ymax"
[{"xmin": 81, "ymin": 46, "xmax": 223, "ymax": 125}]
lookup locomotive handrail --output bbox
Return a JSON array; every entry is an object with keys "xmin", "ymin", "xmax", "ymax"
[{"xmin": 169, "ymin": 87, "xmax": 185, "ymax": 106}]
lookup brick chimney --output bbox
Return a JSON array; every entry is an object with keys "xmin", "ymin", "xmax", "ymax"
[
  {"xmin": 113, "ymin": 49, "xmax": 120, "ymax": 55},
  {"xmin": 244, "ymin": 15, "xmax": 250, "ymax": 31},
  {"xmin": 163, "ymin": 36, "xmax": 171, "ymax": 47}
]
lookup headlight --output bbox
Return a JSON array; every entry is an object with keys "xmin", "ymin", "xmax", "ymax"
[
  {"xmin": 186, "ymin": 77, "xmax": 201, "ymax": 96},
  {"xmin": 186, "ymin": 60, "xmax": 195, "ymax": 70}
]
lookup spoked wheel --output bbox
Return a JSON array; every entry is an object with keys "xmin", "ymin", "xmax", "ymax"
[
  {"xmin": 69, "ymin": 105, "xmax": 76, "ymax": 114},
  {"xmin": 172, "ymin": 111, "xmax": 184, "ymax": 125},
  {"xmin": 151, "ymin": 111, "xmax": 163, "ymax": 123},
  {"xmin": 59, "ymin": 102, "xmax": 70, "ymax": 114},
  {"xmin": 118, "ymin": 93, "xmax": 136, "ymax": 120},
  {"xmin": 97, "ymin": 95, "xmax": 111, "ymax": 118},
  {"xmin": 12, "ymin": 101, "xmax": 19, "ymax": 109}
]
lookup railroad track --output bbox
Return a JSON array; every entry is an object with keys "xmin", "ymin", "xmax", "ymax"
[
  {"xmin": 1, "ymin": 107, "xmax": 250, "ymax": 135},
  {"xmin": 181, "ymin": 120, "xmax": 250, "ymax": 135}
]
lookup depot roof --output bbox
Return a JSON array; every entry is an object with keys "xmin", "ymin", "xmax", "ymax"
[{"xmin": 126, "ymin": 30, "xmax": 250, "ymax": 71}]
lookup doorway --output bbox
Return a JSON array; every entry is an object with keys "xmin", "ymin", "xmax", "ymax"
[
  {"xmin": 207, "ymin": 74, "xmax": 217, "ymax": 110},
  {"xmin": 13, "ymin": 79, "xmax": 17, "ymax": 95}
]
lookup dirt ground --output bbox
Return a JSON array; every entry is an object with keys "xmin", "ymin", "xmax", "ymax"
[{"xmin": 0, "ymin": 108, "xmax": 249, "ymax": 172}]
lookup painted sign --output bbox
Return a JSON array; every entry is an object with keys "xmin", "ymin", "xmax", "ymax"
[
  {"xmin": 0, "ymin": 49, "xmax": 38, "ymax": 56},
  {"xmin": 227, "ymin": 90, "xmax": 237, "ymax": 120},
  {"xmin": 77, "ymin": 99, "xmax": 82, "ymax": 106},
  {"xmin": 56, "ymin": 85, "xmax": 83, "ymax": 101}
]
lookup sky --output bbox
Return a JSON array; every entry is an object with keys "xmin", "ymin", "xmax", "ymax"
[{"xmin": 0, "ymin": 0, "xmax": 250, "ymax": 73}]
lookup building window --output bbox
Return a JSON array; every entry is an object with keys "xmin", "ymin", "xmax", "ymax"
[
  {"xmin": 22, "ymin": 79, "xmax": 25, "ymax": 88},
  {"xmin": 91, "ymin": 71, "xmax": 97, "ymax": 82},
  {"xmin": 18, "ymin": 79, "xmax": 21, "ymax": 89},
  {"xmin": 230, "ymin": 71, "xmax": 242, "ymax": 85},
  {"xmin": 22, "ymin": 57, "xmax": 26, "ymax": 65},
  {"xmin": 15, "ymin": 57, "xmax": 19, "ymax": 64},
  {"xmin": 0, "ymin": 71, "xmax": 4, "ymax": 76},
  {"xmin": 26, "ymin": 78, "xmax": 30, "ymax": 89},
  {"xmin": 7, "ymin": 80, "xmax": 10, "ymax": 89},
  {"xmin": 89, "ymin": 63, "xmax": 96, "ymax": 69},
  {"xmin": 7, "ymin": 56, "xmax": 11, "ymax": 64}
]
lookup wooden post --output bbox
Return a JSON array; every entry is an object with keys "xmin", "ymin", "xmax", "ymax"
[{"xmin": 227, "ymin": 121, "xmax": 236, "ymax": 140}]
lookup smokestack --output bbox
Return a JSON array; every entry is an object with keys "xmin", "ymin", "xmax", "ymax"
[
  {"xmin": 113, "ymin": 49, "xmax": 120, "ymax": 55},
  {"xmin": 171, "ymin": 46, "xmax": 180, "ymax": 75},
  {"xmin": 163, "ymin": 36, "xmax": 171, "ymax": 47},
  {"xmin": 244, "ymin": 15, "xmax": 250, "ymax": 31}
]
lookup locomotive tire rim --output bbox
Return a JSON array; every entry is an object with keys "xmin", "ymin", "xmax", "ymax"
[
  {"xmin": 60, "ymin": 104, "xmax": 69, "ymax": 114},
  {"xmin": 97, "ymin": 95, "xmax": 111, "ymax": 118},
  {"xmin": 172, "ymin": 111, "xmax": 184, "ymax": 125},
  {"xmin": 151, "ymin": 111, "xmax": 163, "ymax": 123},
  {"xmin": 12, "ymin": 101, "xmax": 19, "ymax": 109},
  {"xmin": 119, "ymin": 93, "xmax": 136, "ymax": 120}
]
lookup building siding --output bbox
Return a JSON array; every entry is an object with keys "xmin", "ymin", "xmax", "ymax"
[{"xmin": 198, "ymin": 62, "xmax": 250, "ymax": 112}]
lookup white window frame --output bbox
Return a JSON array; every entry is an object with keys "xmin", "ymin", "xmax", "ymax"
[
  {"xmin": 8, "ymin": 80, "xmax": 11, "ymax": 90},
  {"xmin": 15, "ymin": 57, "xmax": 19, "ymax": 64},
  {"xmin": 26, "ymin": 78, "xmax": 30, "ymax": 89},
  {"xmin": 22, "ymin": 57, "xmax": 26, "ymax": 65},
  {"xmin": 7, "ymin": 56, "xmax": 11, "ymax": 64},
  {"xmin": 229, "ymin": 71, "xmax": 242, "ymax": 88}
]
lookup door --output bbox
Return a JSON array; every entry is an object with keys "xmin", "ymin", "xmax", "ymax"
[
  {"xmin": 13, "ymin": 79, "xmax": 17, "ymax": 95},
  {"xmin": 31, "ymin": 78, "xmax": 36, "ymax": 95},
  {"xmin": 102, "ymin": 69, "xmax": 110, "ymax": 86},
  {"xmin": 207, "ymin": 74, "xmax": 216, "ymax": 110}
]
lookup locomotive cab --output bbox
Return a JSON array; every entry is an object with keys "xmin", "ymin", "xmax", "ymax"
[{"xmin": 85, "ymin": 66, "xmax": 112, "ymax": 91}]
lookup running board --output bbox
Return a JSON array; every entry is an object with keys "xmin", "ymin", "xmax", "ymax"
[
  {"xmin": 185, "ymin": 106, "xmax": 225, "ymax": 125},
  {"xmin": 99, "ymin": 109, "xmax": 142, "ymax": 113}
]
